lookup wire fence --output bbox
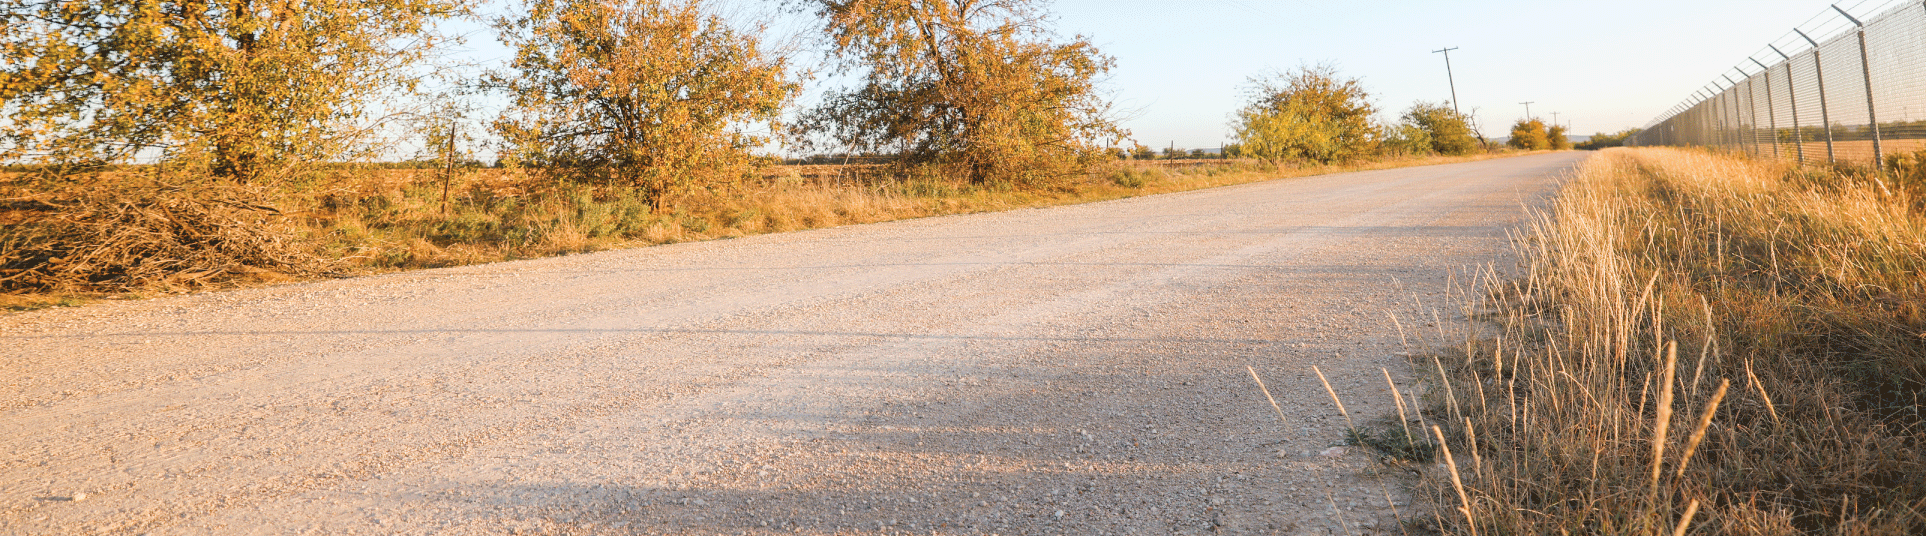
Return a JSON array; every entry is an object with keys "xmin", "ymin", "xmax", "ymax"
[{"xmin": 1627, "ymin": 0, "xmax": 1926, "ymax": 170}]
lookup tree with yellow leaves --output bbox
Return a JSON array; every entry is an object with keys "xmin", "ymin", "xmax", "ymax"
[
  {"xmin": 1508, "ymin": 118, "xmax": 1551, "ymax": 150},
  {"xmin": 1232, "ymin": 65, "xmax": 1381, "ymax": 164},
  {"xmin": 0, "ymin": 0, "xmax": 469, "ymax": 181},
  {"xmin": 490, "ymin": 0, "xmax": 797, "ymax": 211},
  {"xmin": 791, "ymin": 0, "xmax": 1125, "ymax": 186}
]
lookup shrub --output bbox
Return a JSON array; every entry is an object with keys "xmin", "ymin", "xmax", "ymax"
[
  {"xmin": 1383, "ymin": 123, "xmax": 1435, "ymax": 156},
  {"xmin": 1231, "ymin": 65, "xmax": 1381, "ymax": 164},
  {"xmin": 1400, "ymin": 101, "xmax": 1480, "ymax": 155},
  {"xmin": 1507, "ymin": 118, "xmax": 1551, "ymax": 150},
  {"xmin": 491, "ymin": 0, "xmax": 796, "ymax": 212}
]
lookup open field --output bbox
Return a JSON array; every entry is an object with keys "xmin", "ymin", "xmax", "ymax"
[
  {"xmin": 0, "ymin": 153, "xmax": 1582, "ymax": 534},
  {"xmin": 1423, "ymin": 147, "xmax": 1925, "ymax": 534}
]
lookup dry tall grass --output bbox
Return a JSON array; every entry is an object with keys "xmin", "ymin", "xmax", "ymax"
[
  {"xmin": 1, "ymin": 152, "xmax": 1511, "ymax": 308},
  {"xmin": 1425, "ymin": 147, "xmax": 1925, "ymax": 534}
]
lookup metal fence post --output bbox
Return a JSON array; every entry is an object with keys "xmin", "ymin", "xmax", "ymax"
[
  {"xmin": 1701, "ymin": 102, "xmax": 1713, "ymax": 148},
  {"xmin": 1736, "ymin": 89, "xmax": 1746, "ymax": 153},
  {"xmin": 1717, "ymin": 94, "xmax": 1728, "ymax": 149},
  {"xmin": 1753, "ymin": 58, "xmax": 1780, "ymax": 160},
  {"xmin": 1833, "ymin": 5, "xmax": 1884, "ymax": 172},
  {"xmin": 1796, "ymin": 29, "xmax": 1836, "ymax": 163},
  {"xmin": 1730, "ymin": 89, "xmax": 1742, "ymax": 152},
  {"xmin": 1702, "ymin": 94, "xmax": 1713, "ymax": 148},
  {"xmin": 1770, "ymin": 45, "xmax": 1805, "ymax": 163},
  {"xmin": 1738, "ymin": 70, "xmax": 1761, "ymax": 156}
]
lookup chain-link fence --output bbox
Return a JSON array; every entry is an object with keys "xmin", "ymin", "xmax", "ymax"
[{"xmin": 1627, "ymin": 0, "xmax": 1926, "ymax": 170}]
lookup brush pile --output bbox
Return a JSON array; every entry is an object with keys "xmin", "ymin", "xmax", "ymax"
[{"xmin": 0, "ymin": 177, "xmax": 332, "ymax": 293}]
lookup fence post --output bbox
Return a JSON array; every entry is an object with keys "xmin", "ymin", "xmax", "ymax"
[
  {"xmin": 1796, "ymin": 29, "xmax": 1836, "ymax": 163},
  {"xmin": 1740, "ymin": 72, "xmax": 1761, "ymax": 157},
  {"xmin": 1753, "ymin": 59, "xmax": 1780, "ymax": 160},
  {"xmin": 1771, "ymin": 45, "xmax": 1805, "ymax": 163},
  {"xmin": 1834, "ymin": 5, "xmax": 1884, "ymax": 172},
  {"xmin": 1695, "ymin": 103, "xmax": 1706, "ymax": 147},
  {"xmin": 1701, "ymin": 103, "xmax": 1712, "ymax": 148},
  {"xmin": 1726, "ymin": 73, "xmax": 1755, "ymax": 156},
  {"xmin": 1717, "ymin": 89, "xmax": 1733, "ymax": 149}
]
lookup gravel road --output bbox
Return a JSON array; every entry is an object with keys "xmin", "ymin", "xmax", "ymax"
[{"xmin": 1, "ymin": 152, "xmax": 1585, "ymax": 535}]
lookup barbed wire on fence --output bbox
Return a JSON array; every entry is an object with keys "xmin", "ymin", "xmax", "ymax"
[{"xmin": 1628, "ymin": 0, "xmax": 1926, "ymax": 170}]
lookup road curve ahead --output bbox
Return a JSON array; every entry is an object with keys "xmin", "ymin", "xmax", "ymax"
[{"xmin": 2, "ymin": 152, "xmax": 1585, "ymax": 535}]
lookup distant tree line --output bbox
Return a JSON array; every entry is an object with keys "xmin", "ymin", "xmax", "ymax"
[
  {"xmin": 1226, "ymin": 65, "xmax": 1486, "ymax": 164},
  {"xmin": 1575, "ymin": 128, "xmax": 1641, "ymax": 150}
]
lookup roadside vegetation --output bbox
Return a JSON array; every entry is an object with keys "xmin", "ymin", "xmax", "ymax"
[
  {"xmin": 0, "ymin": 0, "xmax": 1531, "ymax": 308},
  {"xmin": 1230, "ymin": 65, "xmax": 1487, "ymax": 164},
  {"xmin": 0, "ymin": 152, "xmax": 1511, "ymax": 310},
  {"xmin": 1507, "ymin": 117, "xmax": 1571, "ymax": 150},
  {"xmin": 1577, "ymin": 128, "xmax": 1643, "ymax": 150},
  {"xmin": 1415, "ymin": 147, "xmax": 1925, "ymax": 534}
]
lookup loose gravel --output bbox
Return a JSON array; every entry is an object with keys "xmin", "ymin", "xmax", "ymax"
[{"xmin": 0, "ymin": 153, "xmax": 1585, "ymax": 535}]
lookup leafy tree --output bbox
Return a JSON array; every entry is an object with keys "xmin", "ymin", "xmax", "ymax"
[
  {"xmin": 1547, "ymin": 124, "xmax": 1571, "ymax": 150},
  {"xmin": 1231, "ymin": 65, "xmax": 1380, "ymax": 164},
  {"xmin": 1399, "ymin": 101, "xmax": 1478, "ymax": 156},
  {"xmin": 1129, "ymin": 144, "xmax": 1156, "ymax": 160},
  {"xmin": 491, "ymin": 0, "xmax": 796, "ymax": 210},
  {"xmin": 792, "ymin": 0, "xmax": 1126, "ymax": 186},
  {"xmin": 0, "ymin": 0, "xmax": 468, "ymax": 181},
  {"xmin": 1508, "ymin": 118, "xmax": 1551, "ymax": 150}
]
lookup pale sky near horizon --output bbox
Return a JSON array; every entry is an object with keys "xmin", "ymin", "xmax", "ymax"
[{"xmin": 1042, "ymin": 0, "xmax": 1902, "ymax": 149}]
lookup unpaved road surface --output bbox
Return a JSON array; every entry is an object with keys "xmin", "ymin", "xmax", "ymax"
[{"xmin": 2, "ymin": 153, "xmax": 1584, "ymax": 535}]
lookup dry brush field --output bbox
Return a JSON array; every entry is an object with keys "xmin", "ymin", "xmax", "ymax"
[{"xmin": 1412, "ymin": 147, "xmax": 1926, "ymax": 534}]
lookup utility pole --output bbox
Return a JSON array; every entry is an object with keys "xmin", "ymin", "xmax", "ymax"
[
  {"xmin": 1432, "ymin": 47, "xmax": 1462, "ymax": 116},
  {"xmin": 1552, "ymin": 111, "xmax": 1561, "ymax": 129},
  {"xmin": 1520, "ymin": 101, "xmax": 1535, "ymax": 119}
]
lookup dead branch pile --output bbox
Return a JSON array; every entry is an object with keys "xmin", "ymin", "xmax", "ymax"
[{"xmin": 0, "ymin": 182, "xmax": 333, "ymax": 293}]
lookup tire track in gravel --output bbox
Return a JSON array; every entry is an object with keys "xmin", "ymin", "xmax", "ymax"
[{"xmin": 1, "ymin": 152, "xmax": 1584, "ymax": 535}]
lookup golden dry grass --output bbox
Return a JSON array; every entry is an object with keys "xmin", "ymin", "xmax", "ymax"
[
  {"xmin": 2, "ymin": 151, "xmax": 1521, "ymax": 309},
  {"xmin": 1420, "ymin": 147, "xmax": 1926, "ymax": 534}
]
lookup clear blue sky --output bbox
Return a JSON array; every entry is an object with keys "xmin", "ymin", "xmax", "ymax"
[{"xmin": 1044, "ymin": 0, "xmax": 1893, "ymax": 149}]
